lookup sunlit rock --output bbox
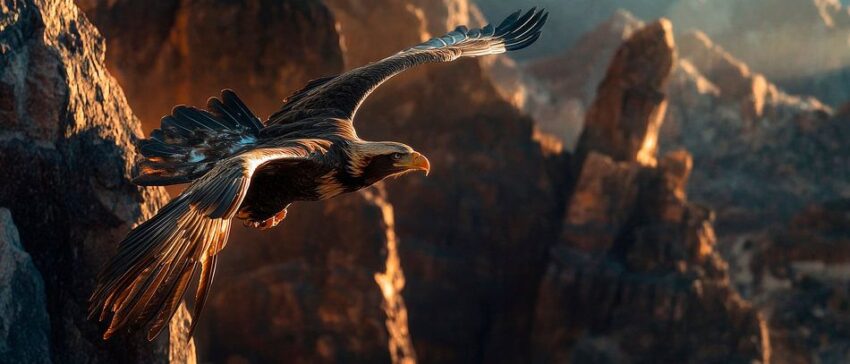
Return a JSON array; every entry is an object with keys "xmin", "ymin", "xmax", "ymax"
[{"xmin": 575, "ymin": 19, "xmax": 675, "ymax": 166}]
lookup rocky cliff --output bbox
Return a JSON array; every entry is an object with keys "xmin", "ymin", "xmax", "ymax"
[
  {"xmin": 76, "ymin": 0, "xmax": 345, "ymax": 134},
  {"xmin": 526, "ymin": 10, "xmax": 646, "ymax": 150},
  {"xmin": 0, "ymin": 0, "xmax": 194, "ymax": 362},
  {"xmin": 195, "ymin": 189, "xmax": 410, "ymax": 363},
  {"xmin": 532, "ymin": 20, "xmax": 768, "ymax": 363},
  {"xmin": 525, "ymin": 7, "xmax": 850, "ymax": 363},
  {"xmin": 526, "ymin": 9, "xmax": 849, "ymax": 244}
]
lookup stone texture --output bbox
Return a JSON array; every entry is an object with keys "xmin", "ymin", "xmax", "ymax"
[
  {"xmin": 531, "ymin": 20, "xmax": 769, "ymax": 363},
  {"xmin": 0, "ymin": 0, "xmax": 194, "ymax": 362},
  {"xmin": 523, "ymin": 8, "xmax": 849, "ymax": 248},
  {"xmin": 0, "ymin": 208, "xmax": 50, "ymax": 364},
  {"xmin": 525, "ymin": 10, "xmax": 645, "ymax": 149},
  {"xmin": 77, "ymin": 0, "xmax": 345, "ymax": 134},
  {"xmin": 575, "ymin": 19, "xmax": 675, "ymax": 166}
]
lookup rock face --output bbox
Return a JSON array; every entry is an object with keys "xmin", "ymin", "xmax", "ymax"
[
  {"xmin": 195, "ymin": 189, "xmax": 410, "ymax": 364},
  {"xmin": 0, "ymin": 0, "xmax": 194, "ymax": 362},
  {"xmin": 76, "ymin": 0, "xmax": 345, "ymax": 133},
  {"xmin": 532, "ymin": 20, "xmax": 769, "ymax": 363},
  {"xmin": 575, "ymin": 19, "xmax": 675, "ymax": 166},
  {"xmin": 526, "ymin": 11, "xmax": 850, "ymax": 361},
  {"xmin": 357, "ymin": 61, "xmax": 563, "ymax": 363},
  {"xmin": 526, "ymin": 10, "xmax": 645, "ymax": 149},
  {"xmin": 0, "ymin": 208, "xmax": 50, "ymax": 364},
  {"xmin": 525, "ymin": 9, "xmax": 848, "ymax": 244}
]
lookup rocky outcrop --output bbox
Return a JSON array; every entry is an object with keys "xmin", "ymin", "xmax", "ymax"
[
  {"xmin": 525, "ymin": 8, "xmax": 850, "ymax": 362},
  {"xmin": 0, "ymin": 208, "xmax": 50, "ymax": 363},
  {"xmin": 526, "ymin": 10, "xmax": 645, "ymax": 149},
  {"xmin": 0, "ymin": 0, "xmax": 194, "ymax": 362},
  {"xmin": 575, "ymin": 19, "xmax": 675, "ymax": 166},
  {"xmin": 532, "ymin": 20, "xmax": 769, "ymax": 363},
  {"xmin": 525, "ymin": 9, "xmax": 847, "ymax": 243},
  {"xmin": 77, "ymin": 0, "xmax": 345, "ymax": 133}
]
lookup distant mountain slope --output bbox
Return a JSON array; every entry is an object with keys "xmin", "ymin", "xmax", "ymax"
[{"xmin": 477, "ymin": 0, "xmax": 850, "ymax": 107}]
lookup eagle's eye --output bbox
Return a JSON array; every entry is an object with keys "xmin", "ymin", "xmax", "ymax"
[{"xmin": 391, "ymin": 152, "xmax": 404, "ymax": 161}]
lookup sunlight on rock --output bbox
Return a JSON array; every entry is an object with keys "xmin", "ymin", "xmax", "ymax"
[{"xmin": 363, "ymin": 187, "xmax": 417, "ymax": 364}]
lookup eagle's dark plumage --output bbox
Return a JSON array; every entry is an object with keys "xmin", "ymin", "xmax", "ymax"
[{"xmin": 89, "ymin": 8, "xmax": 548, "ymax": 341}]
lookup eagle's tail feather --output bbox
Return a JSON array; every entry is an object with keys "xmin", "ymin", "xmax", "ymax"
[
  {"xmin": 133, "ymin": 89, "xmax": 262, "ymax": 186},
  {"xmin": 89, "ymin": 193, "xmax": 231, "ymax": 340}
]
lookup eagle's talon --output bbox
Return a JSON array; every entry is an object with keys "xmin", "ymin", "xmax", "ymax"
[{"xmin": 249, "ymin": 209, "xmax": 288, "ymax": 230}]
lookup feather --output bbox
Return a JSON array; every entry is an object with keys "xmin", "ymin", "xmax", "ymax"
[
  {"xmin": 188, "ymin": 254, "xmax": 217, "ymax": 338},
  {"xmin": 265, "ymin": 8, "xmax": 548, "ymax": 124},
  {"xmin": 133, "ymin": 90, "xmax": 262, "ymax": 186},
  {"xmin": 91, "ymin": 146, "xmax": 323, "ymax": 341}
]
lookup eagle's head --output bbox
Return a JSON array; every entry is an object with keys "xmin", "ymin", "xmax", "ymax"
[{"xmin": 347, "ymin": 141, "xmax": 431, "ymax": 186}]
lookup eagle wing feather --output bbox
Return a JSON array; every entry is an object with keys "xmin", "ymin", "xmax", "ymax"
[
  {"xmin": 90, "ymin": 144, "xmax": 323, "ymax": 340},
  {"xmin": 267, "ymin": 8, "xmax": 548, "ymax": 124}
]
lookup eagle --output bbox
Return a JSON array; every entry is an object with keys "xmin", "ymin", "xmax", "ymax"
[{"xmin": 89, "ymin": 8, "xmax": 548, "ymax": 341}]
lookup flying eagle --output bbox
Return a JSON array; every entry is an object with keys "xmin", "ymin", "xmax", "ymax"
[{"xmin": 89, "ymin": 8, "xmax": 548, "ymax": 340}]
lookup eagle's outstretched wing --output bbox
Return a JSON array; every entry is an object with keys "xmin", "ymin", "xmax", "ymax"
[
  {"xmin": 267, "ymin": 8, "xmax": 548, "ymax": 125},
  {"xmin": 89, "ymin": 142, "xmax": 328, "ymax": 340}
]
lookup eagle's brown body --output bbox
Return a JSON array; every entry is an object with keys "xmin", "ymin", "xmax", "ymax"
[{"xmin": 89, "ymin": 8, "xmax": 548, "ymax": 341}]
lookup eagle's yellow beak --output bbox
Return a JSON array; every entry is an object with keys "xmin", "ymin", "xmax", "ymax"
[{"xmin": 396, "ymin": 151, "xmax": 431, "ymax": 176}]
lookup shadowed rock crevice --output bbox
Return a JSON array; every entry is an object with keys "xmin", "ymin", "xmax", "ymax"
[
  {"xmin": 0, "ymin": 208, "xmax": 50, "ymax": 363},
  {"xmin": 363, "ymin": 187, "xmax": 417, "ymax": 364}
]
